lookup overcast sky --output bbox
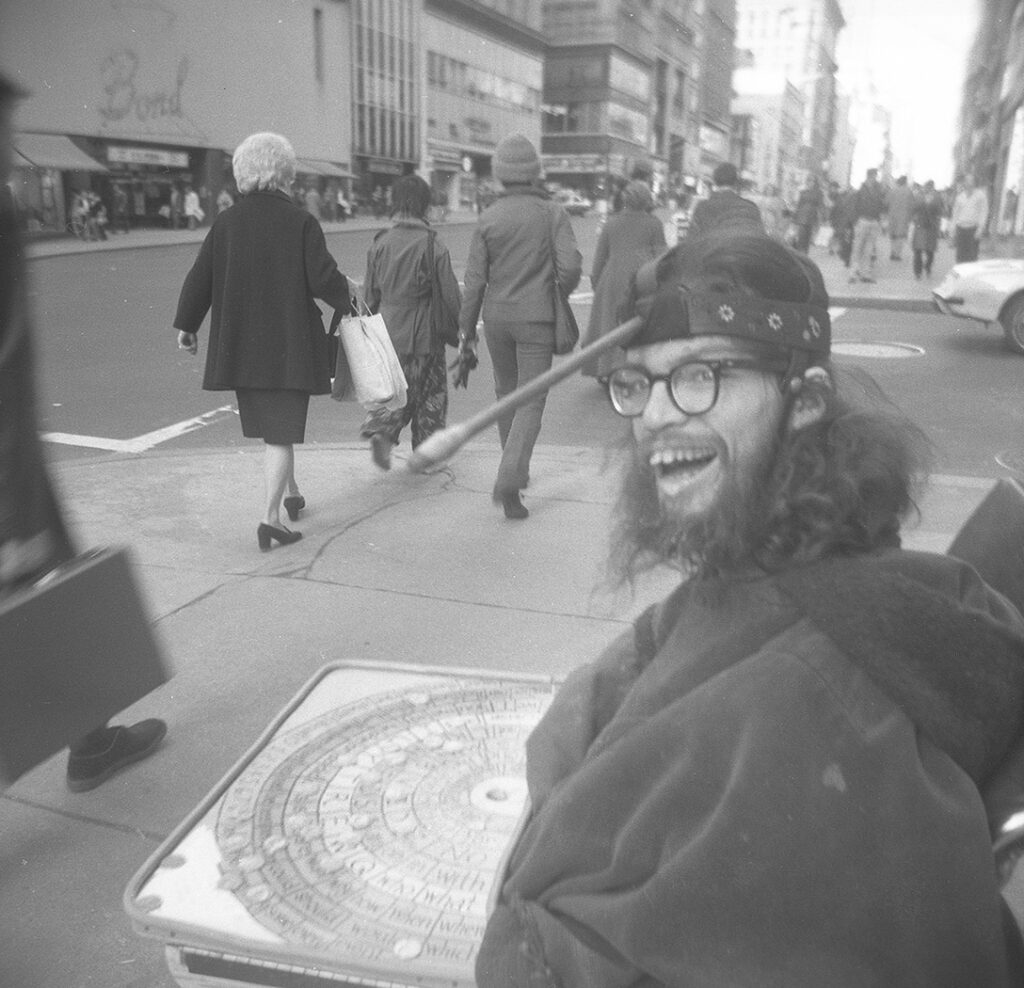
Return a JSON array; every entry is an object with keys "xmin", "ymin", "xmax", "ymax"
[{"xmin": 836, "ymin": 0, "xmax": 980, "ymax": 185}]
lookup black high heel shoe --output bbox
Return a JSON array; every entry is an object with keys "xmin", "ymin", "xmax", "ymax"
[
  {"xmin": 283, "ymin": 495, "xmax": 305, "ymax": 522},
  {"xmin": 257, "ymin": 523, "xmax": 303, "ymax": 551}
]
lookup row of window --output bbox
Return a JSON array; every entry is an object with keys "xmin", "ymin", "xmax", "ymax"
[
  {"xmin": 426, "ymin": 52, "xmax": 542, "ymax": 114},
  {"xmin": 542, "ymin": 101, "xmax": 649, "ymax": 144},
  {"xmin": 354, "ymin": 102, "xmax": 417, "ymax": 161}
]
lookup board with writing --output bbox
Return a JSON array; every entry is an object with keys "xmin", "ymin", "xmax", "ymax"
[{"xmin": 125, "ymin": 663, "xmax": 556, "ymax": 988}]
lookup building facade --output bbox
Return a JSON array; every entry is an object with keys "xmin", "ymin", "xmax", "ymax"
[
  {"xmin": 539, "ymin": 0, "xmax": 703, "ymax": 200},
  {"xmin": 731, "ymin": 68, "xmax": 804, "ymax": 202},
  {"xmin": 2, "ymin": 0, "xmax": 352, "ymax": 234},
  {"xmin": 735, "ymin": 0, "xmax": 844, "ymax": 179},
  {"xmin": 958, "ymin": 0, "xmax": 1024, "ymax": 235},
  {"xmin": 423, "ymin": 0, "xmax": 545, "ymax": 210}
]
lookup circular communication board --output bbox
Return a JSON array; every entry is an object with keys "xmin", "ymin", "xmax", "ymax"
[{"xmin": 211, "ymin": 678, "xmax": 553, "ymax": 981}]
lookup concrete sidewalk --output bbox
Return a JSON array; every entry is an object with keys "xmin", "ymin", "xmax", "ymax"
[
  {"xmin": 0, "ymin": 213, "xmax": 1005, "ymax": 987},
  {"xmin": 0, "ymin": 433, "xmax": 998, "ymax": 988}
]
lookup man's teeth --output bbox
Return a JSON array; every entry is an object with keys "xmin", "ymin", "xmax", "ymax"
[{"xmin": 650, "ymin": 448, "xmax": 715, "ymax": 472}]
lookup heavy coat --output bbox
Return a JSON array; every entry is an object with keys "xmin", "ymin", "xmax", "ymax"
[
  {"xmin": 912, "ymin": 192, "xmax": 945, "ymax": 253},
  {"xmin": 582, "ymin": 208, "xmax": 666, "ymax": 378},
  {"xmin": 887, "ymin": 184, "xmax": 915, "ymax": 238},
  {"xmin": 688, "ymin": 189, "xmax": 766, "ymax": 238},
  {"xmin": 173, "ymin": 189, "xmax": 352, "ymax": 394},
  {"xmin": 0, "ymin": 204, "xmax": 74, "ymax": 586},
  {"xmin": 363, "ymin": 218, "xmax": 461, "ymax": 357},
  {"xmin": 459, "ymin": 186, "xmax": 582, "ymax": 338},
  {"xmin": 477, "ymin": 551, "xmax": 1024, "ymax": 988}
]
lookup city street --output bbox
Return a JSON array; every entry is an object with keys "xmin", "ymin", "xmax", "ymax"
[
  {"xmin": 26, "ymin": 213, "xmax": 1024, "ymax": 477},
  {"xmin": 2, "ymin": 216, "xmax": 1023, "ymax": 988}
]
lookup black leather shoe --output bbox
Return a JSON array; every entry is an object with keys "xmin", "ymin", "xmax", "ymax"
[
  {"xmin": 500, "ymin": 491, "xmax": 529, "ymax": 520},
  {"xmin": 257, "ymin": 523, "xmax": 302, "ymax": 551},
  {"xmin": 283, "ymin": 495, "xmax": 305, "ymax": 522},
  {"xmin": 66, "ymin": 719, "xmax": 167, "ymax": 793}
]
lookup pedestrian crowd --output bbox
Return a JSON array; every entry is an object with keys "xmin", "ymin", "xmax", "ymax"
[{"xmin": 6, "ymin": 71, "xmax": 1024, "ymax": 985}]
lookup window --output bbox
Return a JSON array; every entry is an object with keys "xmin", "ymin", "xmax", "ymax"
[{"xmin": 313, "ymin": 8, "xmax": 324, "ymax": 85}]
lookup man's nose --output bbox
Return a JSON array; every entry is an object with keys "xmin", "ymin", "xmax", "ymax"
[{"xmin": 642, "ymin": 379, "xmax": 685, "ymax": 427}]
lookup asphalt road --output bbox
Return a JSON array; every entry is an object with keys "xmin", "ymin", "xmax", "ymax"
[{"xmin": 24, "ymin": 217, "xmax": 1024, "ymax": 479}]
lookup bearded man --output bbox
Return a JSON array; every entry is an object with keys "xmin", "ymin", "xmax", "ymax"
[{"xmin": 476, "ymin": 232, "xmax": 1024, "ymax": 987}]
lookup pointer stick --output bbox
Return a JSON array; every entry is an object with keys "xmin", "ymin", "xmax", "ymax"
[{"xmin": 406, "ymin": 316, "xmax": 642, "ymax": 473}]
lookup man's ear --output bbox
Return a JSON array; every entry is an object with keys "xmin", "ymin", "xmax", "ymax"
[{"xmin": 789, "ymin": 390, "xmax": 826, "ymax": 431}]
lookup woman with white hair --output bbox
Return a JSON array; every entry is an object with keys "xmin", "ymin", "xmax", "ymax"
[{"xmin": 173, "ymin": 132, "xmax": 355, "ymax": 551}]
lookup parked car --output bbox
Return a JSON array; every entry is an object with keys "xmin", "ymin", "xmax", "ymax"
[
  {"xmin": 554, "ymin": 189, "xmax": 592, "ymax": 216},
  {"xmin": 932, "ymin": 258, "xmax": 1024, "ymax": 355}
]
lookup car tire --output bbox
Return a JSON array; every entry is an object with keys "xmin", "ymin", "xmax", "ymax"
[{"xmin": 999, "ymin": 294, "xmax": 1024, "ymax": 355}]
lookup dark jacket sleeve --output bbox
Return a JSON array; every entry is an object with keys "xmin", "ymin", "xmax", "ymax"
[
  {"xmin": 434, "ymin": 238, "xmax": 462, "ymax": 325},
  {"xmin": 552, "ymin": 206, "xmax": 582, "ymax": 295},
  {"xmin": 173, "ymin": 230, "xmax": 215, "ymax": 334},
  {"xmin": 459, "ymin": 225, "xmax": 487, "ymax": 340},
  {"xmin": 302, "ymin": 215, "xmax": 352, "ymax": 314}
]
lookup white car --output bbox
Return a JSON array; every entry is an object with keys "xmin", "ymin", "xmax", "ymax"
[
  {"xmin": 932, "ymin": 258, "xmax": 1024, "ymax": 355},
  {"xmin": 554, "ymin": 189, "xmax": 592, "ymax": 216}
]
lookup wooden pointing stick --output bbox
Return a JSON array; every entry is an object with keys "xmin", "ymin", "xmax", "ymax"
[{"xmin": 406, "ymin": 316, "xmax": 643, "ymax": 474}]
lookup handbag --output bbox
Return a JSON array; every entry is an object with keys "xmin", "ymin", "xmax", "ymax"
[
  {"xmin": 546, "ymin": 206, "xmax": 580, "ymax": 356},
  {"xmin": 425, "ymin": 231, "xmax": 460, "ymax": 348},
  {"xmin": 331, "ymin": 301, "xmax": 408, "ymax": 410},
  {"xmin": 0, "ymin": 546, "xmax": 170, "ymax": 785}
]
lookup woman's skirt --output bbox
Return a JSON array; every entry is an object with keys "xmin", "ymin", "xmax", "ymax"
[{"xmin": 236, "ymin": 388, "xmax": 310, "ymax": 445}]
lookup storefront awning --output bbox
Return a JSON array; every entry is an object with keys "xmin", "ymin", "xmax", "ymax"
[
  {"xmin": 14, "ymin": 133, "xmax": 107, "ymax": 172},
  {"xmin": 296, "ymin": 157, "xmax": 351, "ymax": 178}
]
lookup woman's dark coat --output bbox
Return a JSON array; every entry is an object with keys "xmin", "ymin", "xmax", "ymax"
[{"xmin": 173, "ymin": 189, "xmax": 352, "ymax": 394}]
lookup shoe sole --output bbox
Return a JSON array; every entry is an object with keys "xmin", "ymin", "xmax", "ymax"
[{"xmin": 66, "ymin": 723, "xmax": 167, "ymax": 793}]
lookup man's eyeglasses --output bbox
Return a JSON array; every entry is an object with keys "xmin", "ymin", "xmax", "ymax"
[{"xmin": 606, "ymin": 359, "xmax": 781, "ymax": 418}]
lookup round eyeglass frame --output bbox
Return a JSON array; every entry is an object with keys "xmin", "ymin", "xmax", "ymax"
[{"xmin": 606, "ymin": 358, "xmax": 782, "ymax": 418}]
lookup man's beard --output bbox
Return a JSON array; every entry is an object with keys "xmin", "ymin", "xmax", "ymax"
[{"xmin": 608, "ymin": 430, "xmax": 782, "ymax": 586}]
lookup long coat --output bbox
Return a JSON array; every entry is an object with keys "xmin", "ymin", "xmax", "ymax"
[
  {"xmin": 912, "ymin": 192, "xmax": 945, "ymax": 253},
  {"xmin": 173, "ymin": 189, "xmax": 352, "ymax": 394},
  {"xmin": 477, "ymin": 551, "xmax": 1024, "ymax": 987},
  {"xmin": 0, "ymin": 203, "xmax": 74, "ymax": 587},
  {"xmin": 582, "ymin": 207, "xmax": 666, "ymax": 378},
  {"xmin": 363, "ymin": 218, "xmax": 462, "ymax": 356}
]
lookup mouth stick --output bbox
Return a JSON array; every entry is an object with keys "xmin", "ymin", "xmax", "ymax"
[{"xmin": 406, "ymin": 316, "xmax": 642, "ymax": 473}]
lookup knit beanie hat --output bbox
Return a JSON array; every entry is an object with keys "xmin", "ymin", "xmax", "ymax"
[
  {"xmin": 622, "ymin": 180, "xmax": 654, "ymax": 211},
  {"xmin": 493, "ymin": 134, "xmax": 542, "ymax": 185}
]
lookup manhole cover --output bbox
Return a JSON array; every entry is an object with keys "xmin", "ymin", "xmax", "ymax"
[{"xmin": 832, "ymin": 342, "xmax": 925, "ymax": 358}]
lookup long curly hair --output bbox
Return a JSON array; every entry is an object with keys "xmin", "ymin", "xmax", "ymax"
[{"xmin": 608, "ymin": 233, "xmax": 933, "ymax": 585}]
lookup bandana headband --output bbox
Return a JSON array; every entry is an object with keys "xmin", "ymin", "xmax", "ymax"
[{"xmin": 631, "ymin": 288, "xmax": 831, "ymax": 357}]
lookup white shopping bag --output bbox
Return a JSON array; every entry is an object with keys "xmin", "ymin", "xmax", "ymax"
[{"xmin": 333, "ymin": 311, "xmax": 407, "ymax": 410}]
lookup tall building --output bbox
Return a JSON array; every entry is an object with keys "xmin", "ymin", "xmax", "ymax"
[
  {"xmin": 1, "ymin": 0, "xmax": 352, "ymax": 235},
  {"xmin": 731, "ymin": 68, "xmax": 804, "ymax": 200},
  {"xmin": 422, "ymin": 0, "xmax": 545, "ymax": 210},
  {"xmin": 539, "ymin": 0, "xmax": 703, "ymax": 198},
  {"xmin": 735, "ymin": 0, "xmax": 845, "ymax": 177},
  {"xmin": 700, "ymin": 0, "xmax": 739, "ymax": 182},
  {"xmin": 350, "ymin": 0, "xmax": 421, "ymax": 194},
  {"xmin": 958, "ymin": 0, "xmax": 1024, "ymax": 235}
]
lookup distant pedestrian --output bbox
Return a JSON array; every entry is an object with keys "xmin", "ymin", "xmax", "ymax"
[
  {"xmin": 304, "ymin": 183, "xmax": 322, "ymax": 221},
  {"xmin": 582, "ymin": 180, "xmax": 665, "ymax": 382},
  {"xmin": 688, "ymin": 162, "xmax": 765, "ymax": 238},
  {"xmin": 169, "ymin": 184, "xmax": 183, "ymax": 229},
  {"xmin": 911, "ymin": 180, "xmax": 944, "ymax": 279},
  {"xmin": 951, "ymin": 174, "xmax": 989, "ymax": 264},
  {"xmin": 850, "ymin": 168, "xmax": 887, "ymax": 283},
  {"xmin": 887, "ymin": 176, "xmax": 914, "ymax": 261},
  {"xmin": 460, "ymin": 133, "xmax": 582, "ymax": 520},
  {"xmin": 112, "ymin": 184, "xmax": 130, "ymax": 234},
  {"xmin": 173, "ymin": 132, "xmax": 356, "ymax": 552},
  {"xmin": 793, "ymin": 176, "xmax": 823, "ymax": 253},
  {"xmin": 360, "ymin": 175, "xmax": 462, "ymax": 470},
  {"xmin": 216, "ymin": 187, "xmax": 234, "ymax": 213},
  {"xmin": 183, "ymin": 185, "xmax": 204, "ymax": 230},
  {"xmin": 830, "ymin": 186, "xmax": 856, "ymax": 267}
]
